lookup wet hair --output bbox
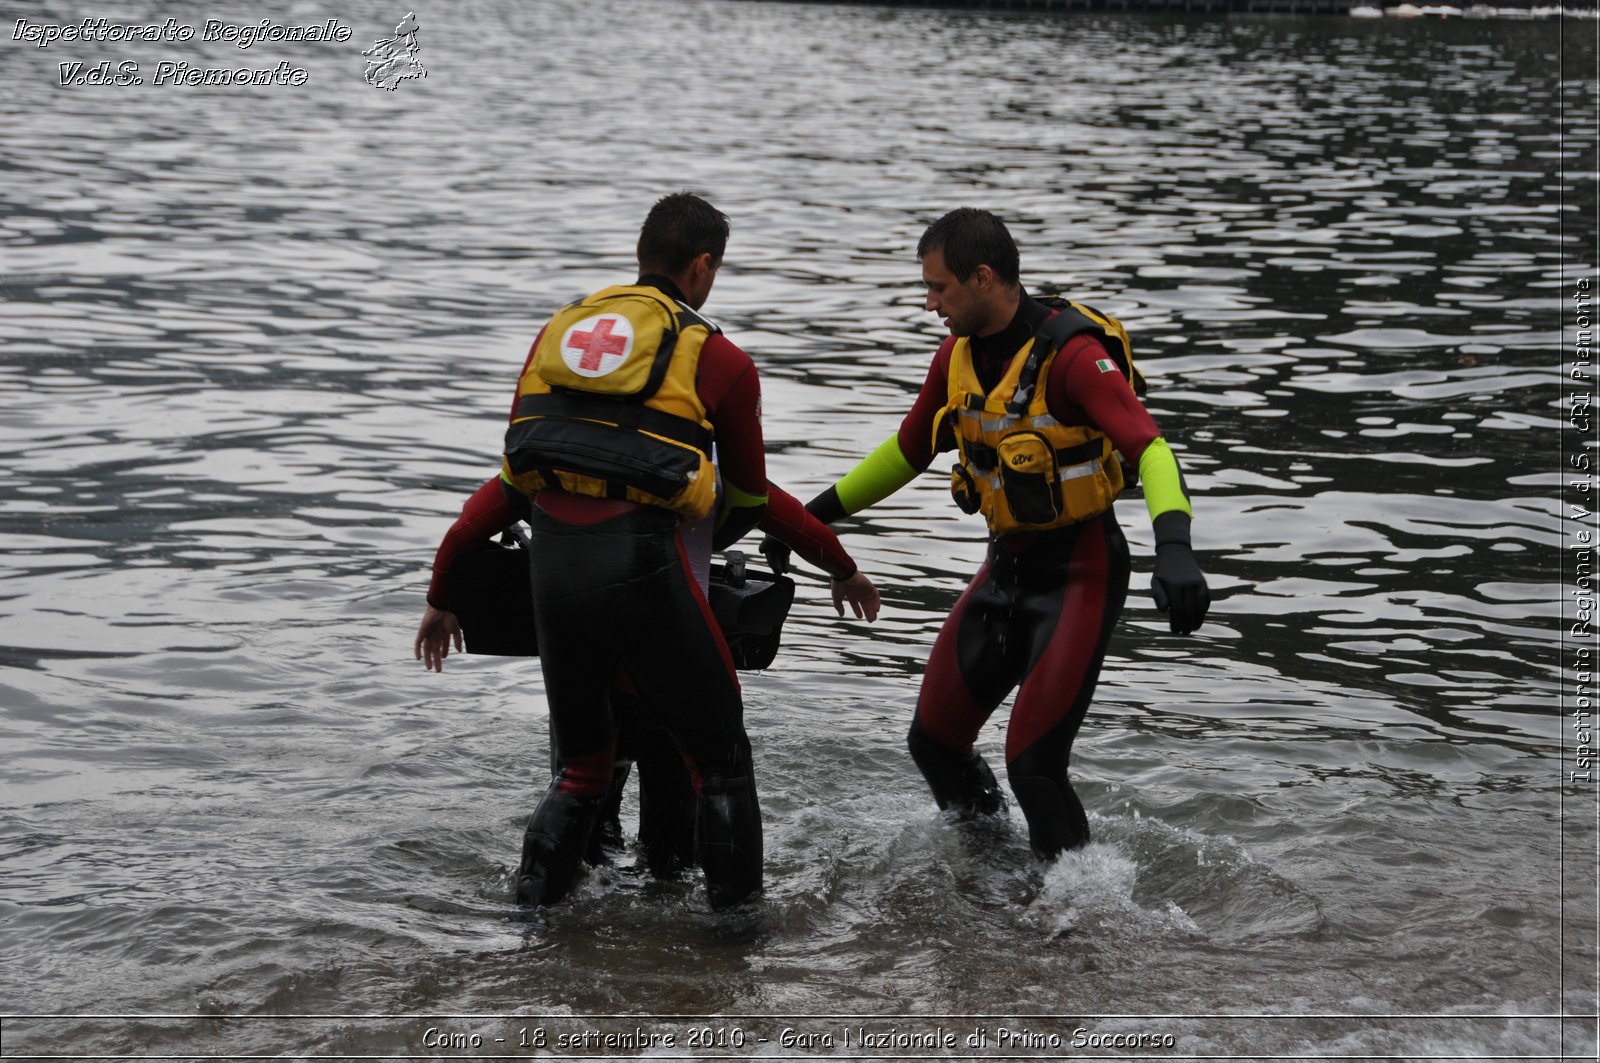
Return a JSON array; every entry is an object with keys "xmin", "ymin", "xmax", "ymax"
[
  {"xmin": 637, "ymin": 192, "xmax": 729, "ymax": 275},
  {"xmin": 916, "ymin": 208, "xmax": 1020, "ymax": 287}
]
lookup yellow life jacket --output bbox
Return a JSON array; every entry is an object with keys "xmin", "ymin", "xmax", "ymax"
[
  {"xmin": 501, "ymin": 285, "xmax": 718, "ymax": 521},
  {"xmin": 940, "ymin": 300, "xmax": 1144, "ymax": 537}
]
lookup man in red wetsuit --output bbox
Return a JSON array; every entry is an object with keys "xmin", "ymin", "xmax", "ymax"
[
  {"xmin": 414, "ymin": 193, "xmax": 876, "ymax": 909},
  {"xmin": 778, "ymin": 208, "xmax": 1210, "ymax": 859}
]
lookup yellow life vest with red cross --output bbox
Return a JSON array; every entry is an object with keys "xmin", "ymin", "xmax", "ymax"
[
  {"xmin": 940, "ymin": 301, "xmax": 1144, "ymax": 537},
  {"xmin": 501, "ymin": 285, "xmax": 718, "ymax": 521}
]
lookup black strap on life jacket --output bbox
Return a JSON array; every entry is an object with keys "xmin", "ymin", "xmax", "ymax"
[
  {"xmin": 595, "ymin": 290, "xmax": 680, "ymax": 401},
  {"xmin": 672, "ymin": 300, "xmax": 720, "ymax": 337},
  {"xmin": 1008, "ymin": 300, "xmax": 1146, "ymax": 414},
  {"xmin": 1008, "ymin": 304, "xmax": 1102, "ymax": 415},
  {"xmin": 961, "ymin": 437, "xmax": 1105, "ymax": 474},
  {"xmin": 633, "ymin": 297, "xmax": 718, "ymax": 402}
]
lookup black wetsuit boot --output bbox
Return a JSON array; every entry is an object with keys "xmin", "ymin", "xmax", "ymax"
[
  {"xmin": 695, "ymin": 751, "xmax": 763, "ymax": 908},
  {"xmin": 549, "ymin": 740, "xmax": 628, "ymax": 866},
  {"xmin": 907, "ymin": 719, "xmax": 1005, "ymax": 817},
  {"xmin": 515, "ymin": 781, "xmax": 604, "ymax": 906}
]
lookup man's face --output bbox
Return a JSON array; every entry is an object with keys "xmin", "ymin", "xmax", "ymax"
[{"xmin": 921, "ymin": 248, "xmax": 990, "ymax": 338}]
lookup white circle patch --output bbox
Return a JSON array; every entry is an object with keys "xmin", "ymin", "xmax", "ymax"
[{"xmin": 559, "ymin": 313, "xmax": 634, "ymax": 377}]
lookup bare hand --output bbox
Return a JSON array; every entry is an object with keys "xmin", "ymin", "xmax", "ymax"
[
  {"xmin": 831, "ymin": 570, "xmax": 881, "ymax": 622},
  {"xmin": 414, "ymin": 605, "xmax": 464, "ymax": 672}
]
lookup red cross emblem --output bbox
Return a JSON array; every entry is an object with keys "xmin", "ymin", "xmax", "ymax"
[{"xmin": 560, "ymin": 314, "xmax": 633, "ymax": 377}]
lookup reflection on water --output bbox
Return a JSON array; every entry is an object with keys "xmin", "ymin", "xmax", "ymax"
[{"xmin": 0, "ymin": 0, "xmax": 1593, "ymax": 1057}]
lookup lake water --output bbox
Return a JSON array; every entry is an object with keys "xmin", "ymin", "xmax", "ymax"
[{"xmin": 1, "ymin": 0, "xmax": 1596, "ymax": 1058}]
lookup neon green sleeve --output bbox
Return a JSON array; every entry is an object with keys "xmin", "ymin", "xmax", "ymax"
[
  {"xmin": 712, "ymin": 477, "xmax": 770, "ymax": 550},
  {"xmin": 722, "ymin": 478, "xmax": 769, "ymax": 510},
  {"xmin": 835, "ymin": 433, "xmax": 920, "ymax": 516},
  {"xmin": 1138, "ymin": 437, "xmax": 1193, "ymax": 521}
]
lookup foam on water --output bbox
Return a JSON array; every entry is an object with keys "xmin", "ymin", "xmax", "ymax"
[{"xmin": 1026, "ymin": 839, "xmax": 1203, "ymax": 940}]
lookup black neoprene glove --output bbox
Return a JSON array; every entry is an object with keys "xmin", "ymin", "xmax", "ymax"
[
  {"xmin": 760, "ymin": 534, "xmax": 791, "ymax": 576},
  {"xmin": 1150, "ymin": 510, "xmax": 1210, "ymax": 635}
]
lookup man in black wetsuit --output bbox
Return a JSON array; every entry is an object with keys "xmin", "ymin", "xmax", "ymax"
[
  {"xmin": 415, "ymin": 193, "xmax": 877, "ymax": 909},
  {"xmin": 417, "ymin": 477, "xmax": 878, "ymax": 880}
]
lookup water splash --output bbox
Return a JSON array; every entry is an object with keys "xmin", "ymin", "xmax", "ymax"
[{"xmin": 1025, "ymin": 840, "xmax": 1201, "ymax": 939}]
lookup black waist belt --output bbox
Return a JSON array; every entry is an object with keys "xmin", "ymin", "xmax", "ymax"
[
  {"xmin": 513, "ymin": 392, "xmax": 712, "ymax": 455},
  {"xmin": 964, "ymin": 437, "xmax": 1104, "ymax": 472}
]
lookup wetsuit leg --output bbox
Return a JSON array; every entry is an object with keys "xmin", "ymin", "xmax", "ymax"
[
  {"xmin": 1002, "ymin": 512, "xmax": 1130, "ymax": 858},
  {"xmin": 617, "ymin": 526, "xmax": 762, "ymax": 909},
  {"xmin": 515, "ymin": 506, "xmax": 635, "ymax": 905},
  {"xmin": 545, "ymin": 675, "xmax": 632, "ymax": 867},
  {"xmin": 588, "ymin": 686, "xmax": 637, "ymax": 863},
  {"xmin": 627, "ymin": 701, "xmax": 698, "ymax": 877},
  {"xmin": 526, "ymin": 503, "xmax": 761, "ymax": 909},
  {"xmin": 908, "ymin": 558, "xmax": 1029, "ymax": 817},
  {"xmin": 583, "ymin": 676, "xmax": 697, "ymax": 876}
]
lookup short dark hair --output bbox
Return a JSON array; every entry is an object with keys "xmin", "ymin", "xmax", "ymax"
[
  {"xmin": 637, "ymin": 192, "xmax": 729, "ymax": 275},
  {"xmin": 916, "ymin": 208, "xmax": 1020, "ymax": 287}
]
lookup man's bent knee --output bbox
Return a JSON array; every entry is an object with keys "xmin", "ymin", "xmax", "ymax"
[{"xmin": 908, "ymin": 719, "xmax": 1004, "ymax": 817}]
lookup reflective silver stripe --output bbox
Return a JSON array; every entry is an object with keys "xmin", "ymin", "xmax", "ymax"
[
  {"xmin": 959, "ymin": 406, "xmax": 1060, "ymax": 434},
  {"xmin": 1058, "ymin": 460, "xmax": 1103, "ymax": 482},
  {"xmin": 973, "ymin": 413, "xmax": 1057, "ymax": 433}
]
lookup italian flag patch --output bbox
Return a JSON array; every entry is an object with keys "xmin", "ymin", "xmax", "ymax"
[{"xmin": 1095, "ymin": 358, "xmax": 1118, "ymax": 374}]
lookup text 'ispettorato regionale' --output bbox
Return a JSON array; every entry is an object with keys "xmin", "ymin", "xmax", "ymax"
[{"xmin": 14, "ymin": 17, "xmax": 354, "ymax": 87}]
